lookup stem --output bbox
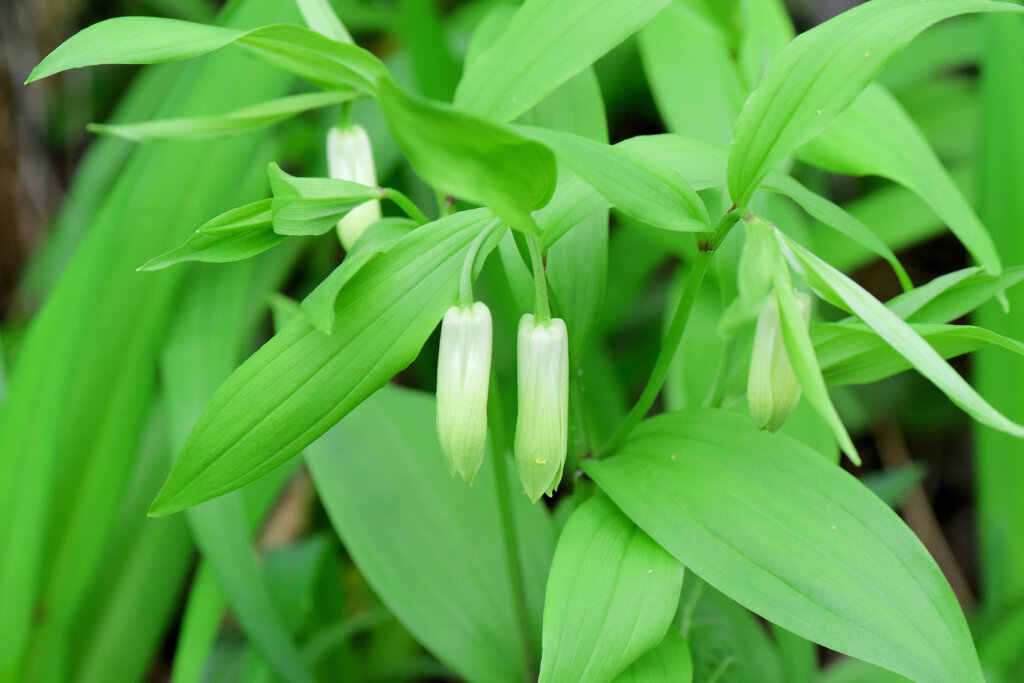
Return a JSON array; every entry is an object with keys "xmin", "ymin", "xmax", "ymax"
[
  {"xmin": 458, "ymin": 229, "xmax": 489, "ymax": 307},
  {"xmin": 526, "ymin": 234, "xmax": 550, "ymax": 325},
  {"xmin": 596, "ymin": 210, "xmax": 739, "ymax": 458},
  {"xmin": 383, "ymin": 188, "xmax": 430, "ymax": 225},
  {"xmin": 487, "ymin": 372, "xmax": 537, "ymax": 679}
]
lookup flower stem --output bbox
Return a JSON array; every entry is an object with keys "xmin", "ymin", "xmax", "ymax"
[
  {"xmin": 383, "ymin": 188, "xmax": 430, "ymax": 225},
  {"xmin": 526, "ymin": 233, "xmax": 550, "ymax": 325},
  {"xmin": 596, "ymin": 210, "xmax": 740, "ymax": 458},
  {"xmin": 458, "ymin": 229, "xmax": 490, "ymax": 307}
]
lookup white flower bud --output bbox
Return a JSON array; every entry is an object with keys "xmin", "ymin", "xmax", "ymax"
[
  {"xmin": 326, "ymin": 124, "xmax": 381, "ymax": 250},
  {"xmin": 748, "ymin": 290, "xmax": 811, "ymax": 432},
  {"xmin": 436, "ymin": 302, "xmax": 492, "ymax": 484},
  {"xmin": 514, "ymin": 314, "xmax": 569, "ymax": 502}
]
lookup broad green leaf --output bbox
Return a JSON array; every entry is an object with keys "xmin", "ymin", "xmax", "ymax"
[
  {"xmin": 29, "ymin": 19, "xmax": 387, "ymax": 93},
  {"xmin": 300, "ymin": 219, "xmax": 414, "ymax": 334},
  {"xmin": 397, "ymin": 0, "xmax": 461, "ymax": 101},
  {"xmin": 88, "ymin": 91, "xmax": 354, "ymax": 141},
  {"xmin": 150, "ymin": 211, "xmax": 502, "ymax": 515},
  {"xmin": 267, "ymin": 163, "xmax": 380, "ymax": 236},
  {"xmin": 611, "ymin": 630, "xmax": 692, "ymax": 683},
  {"xmin": 522, "ymin": 127, "xmax": 709, "ymax": 232},
  {"xmin": 378, "ymin": 77, "xmax": 556, "ymax": 233},
  {"xmin": 638, "ymin": 1, "xmax": 744, "ymax": 146},
  {"xmin": 799, "ymin": 83, "xmax": 1001, "ymax": 274},
  {"xmin": 584, "ymin": 409, "xmax": 984, "ymax": 683},
  {"xmin": 307, "ymin": 386, "xmax": 555, "ymax": 683},
  {"xmin": 295, "ymin": 0, "xmax": 352, "ymax": 43},
  {"xmin": 737, "ymin": 0, "xmax": 794, "ymax": 88},
  {"xmin": 816, "ymin": 322, "xmax": 1024, "ymax": 386},
  {"xmin": 539, "ymin": 496, "xmax": 684, "ymax": 683},
  {"xmin": 726, "ymin": 0, "xmax": 1024, "ymax": 206},
  {"xmin": 779, "ymin": 232, "xmax": 1024, "ymax": 438},
  {"xmin": 454, "ymin": 0, "xmax": 671, "ymax": 122}
]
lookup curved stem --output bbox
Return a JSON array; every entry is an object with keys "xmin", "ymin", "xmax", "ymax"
[
  {"xmin": 458, "ymin": 229, "xmax": 490, "ymax": 307},
  {"xmin": 526, "ymin": 233, "xmax": 550, "ymax": 325},
  {"xmin": 383, "ymin": 188, "xmax": 430, "ymax": 225}
]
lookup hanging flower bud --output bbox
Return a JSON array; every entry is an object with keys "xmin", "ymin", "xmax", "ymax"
[
  {"xmin": 748, "ymin": 290, "xmax": 811, "ymax": 432},
  {"xmin": 326, "ymin": 124, "xmax": 381, "ymax": 250},
  {"xmin": 436, "ymin": 302, "xmax": 493, "ymax": 484},
  {"xmin": 514, "ymin": 314, "xmax": 569, "ymax": 502}
]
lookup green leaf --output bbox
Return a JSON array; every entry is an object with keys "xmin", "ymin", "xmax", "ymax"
[
  {"xmin": 307, "ymin": 386, "xmax": 555, "ymax": 683},
  {"xmin": 861, "ymin": 463, "xmax": 927, "ymax": 509},
  {"xmin": 539, "ymin": 496, "xmax": 684, "ymax": 683},
  {"xmin": 726, "ymin": 0, "xmax": 1024, "ymax": 206},
  {"xmin": 779, "ymin": 231, "xmax": 1024, "ymax": 438},
  {"xmin": 611, "ymin": 630, "xmax": 692, "ymax": 683},
  {"xmin": 29, "ymin": 18, "xmax": 387, "ymax": 93},
  {"xmin": 454, "ymin": 0, "xmax": 671, "ymax": 122},
  {"xmin": 377, "ymin": 77, "xmax": 556, "ymax": 232},
  {"xmin": 584, "ymin": 409, "xmax": 984, "ymax": 683},
  {"xmin": 138, "ymin": 200, "xmax": 283, "ymax": 270},
  {"xmin": 295, "ymin": 0, "xmax": 352, "ymax": 43},
  {"xmin": 150, "ymin": 210, "xmax": 502, "ymax": 515},
  {"xmin": 87, "ymin": 91, "xmax": 354, "ymax": 141},
  {"xmin": 522, "ymin": 127, "xmax": 709, "ymax": 232},
  {"xmin": 267, "ymin": 163, "xmax": 381, "ymax": 236},
  {"xmin": 798, "ymin": 83, "xmax": 1001, "ymax": 274}
]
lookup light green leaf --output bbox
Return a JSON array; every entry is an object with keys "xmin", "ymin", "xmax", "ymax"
[
  {"xmin": 779, "ymin": 231, "xmax": 1024, "ymax": 438},
  {"xmin": 522, "ymin": 127, "xmax": 709, "ymax": 232},
  {"xmin": 584, "ymin": 409, "xmax": 984, "ymax": 683},
  {"xmin": 611, "ymin": 630, "xmax": 692, "ymax": 683},
  {"xmin": 150, "ymin": 210, "xmax": 502, "ymax": 515},
  {"xmin": 87, "ymin": 91, "xmax": 354, "ymax": 141},
  {"xmin": 875, "ymin": 265, "xmax": 1024, "ymax": 324},
  {"xmin": 28, "ymin": 18, "xmax": 387, "ymax": 93},
  {"xmin": 295, "ymin": 0, "xmax": 352, "ymax": 43},
  {"xmin": 539, "ymin": 496, "xmax": 684, "ymax": 683},
  {"xmin": 726, "ymin": 0, "xmax": 1024, "ymax": 206},
  {"xmin": 378, "ymin": 77, "xmax": 556, "ymax": 233},
  {"xmin": 307, "ymin": 386, "xmax": 555, "ymax": 683},
  {"xmin": 267, "ymin": 163, "xmax": 380, "ymax": 236},
  {"xmin": 799, "ymin": 83, "xmax": 1001, "ymax": 274},
  {"xmin": 454, "ymin": 0, "xmax": 671, "ymax": 122}
]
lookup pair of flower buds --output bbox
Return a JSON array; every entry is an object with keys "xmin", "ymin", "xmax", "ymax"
[
  {"xmin": 436, "ymin": 303, "xmax": 569, "ymax": 502},
  {"xmin": 748, "ymin": 289, "xmax": 811, "ymax": 432}
]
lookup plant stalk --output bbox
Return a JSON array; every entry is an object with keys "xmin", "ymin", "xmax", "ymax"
[{"xmin": 383, "ymin": 188, "xmax": 430, "ymax": 225}]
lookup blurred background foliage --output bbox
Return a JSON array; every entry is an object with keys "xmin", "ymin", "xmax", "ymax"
[{"xmin": 2, "ymin": 0, "xmax": 1024, "ymax": 681}]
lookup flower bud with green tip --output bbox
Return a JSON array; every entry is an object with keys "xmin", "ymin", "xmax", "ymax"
[
  {"xmin": 436, "ymin": 302, "xmax": 492, "ymax": 484},
  {"xmin": 748, "ymin": 289, "xmax": 811, "ymax": 432},
  {"xmin": 514, "ymin": 314, "xmax": 569, "ymax": 502},
  {"xmin": 327, "ymin": 124, "xmax": 381, "ymax": 250}
]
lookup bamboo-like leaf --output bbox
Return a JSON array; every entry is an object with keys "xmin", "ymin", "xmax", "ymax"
[
  {"xmin": 454, "ymin": 0, "xmax": 671, "ymax": 122},
  {"xmin": 539, "ymin": 496, "xmax": 684, "ymax": 683},
  {"xmin": 584, "ymin": 409, "xmax": 984, "ymax": 683},
  {"xmin": 88, "ymin": 91, "xmax": 355, "ymax": 141},
  {"xmin": 779, "ymin": 231, "xmax": 1024, "ymax": 438},
  {"xmin": 726, "ymin": 0, "xmax": 1024, "ymax": 206},
  {"xmin": 150, "ymin": 211, "xmax": 503, "ymax": 515}
]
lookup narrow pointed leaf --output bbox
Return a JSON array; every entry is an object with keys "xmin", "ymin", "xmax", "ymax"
[
  {"xmin": 584, "ymin": 409, "xmax": 984, "ymax": 683},
  {"xmin": 267, "ymin": 163, "xmax": 380, "ymax": 236}
]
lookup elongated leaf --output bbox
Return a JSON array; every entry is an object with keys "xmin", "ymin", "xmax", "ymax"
[
  {"xmin": 539, "ymin": 496, "xmax": 683, "ymax": 683},
  {"xmin": 267, "ymin": 163, "xmax": 380, "ymax": 236},
  {"xmin": 88, "ymin": 90, "xmax": 354, "ymax": 141},
  {"xmin": 295, "ymin": 0, "xmax": 352, "ymax": 43},
  {"xmin": 454, "ymin": 0, "xmax": 671, "ymax": 122},
  {"xmin": 150, "ymin": 210, "xmax": 502, "ymax": 515},
  {"xmin": 378, "ymin": 78, "xmax": 556, "ymax": 233},
  {"xmin": 140, "ymin": 227, "xmax": 285, "ymax": 270},
  {"xmin": 522, "ymin": 127, "xmax": 709, "ymax": 232},
  {"xmin": 307, "ymin": 386, "xmax": 555, "ymax": 683},
  {"xmin": 816, "ymin": 322, "xmax": 1024, "ymax": 386},
  {"xmin": 726, "ymin": 0, "xmax": 1024, "ymax": 205},
  {"xmin": 584, "ymin": 409, "xmax": 984, "ymax": 683},
  {"xmin": 29, "ymin": 18, "xmax": 387, "ymax": 93},
  {"xmin": 799, "ymin": 84, "xmax": 1001, "ymax": 274},
  {"xmin": 779, "ymin": 232, "xmax": 1024, "ymax": 438},
  {"xmin": 611, "ymin": 630, "xmax": 692, "ymax": 683}
]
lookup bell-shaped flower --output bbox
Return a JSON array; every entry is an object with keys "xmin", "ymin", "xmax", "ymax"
[
  {"xmin": 514, "ymin": 314, "xmax": 569, "ymax": 502},
  {"xmin": 326, "ymin": 124, "xmax": 381, "ymax": 250},
  {"xmin": 436, "ymin": 302, "xmax": 492, "ymax": 484},
  {"xmin": 748, "ymin": 290, "xmax": 811, "ymax": 432}
]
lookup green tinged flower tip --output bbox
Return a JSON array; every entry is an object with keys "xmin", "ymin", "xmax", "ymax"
[
  {"xmin": 748, "ymin": 289, "xmax": 811, "ymax": 432},
  {"xmin": 514, "ymin": 314, "xmax": 569, "ymax": 502},
  {"xmin": 436, "ymin": 302, "xmax": 492, "ymax": 484},
  {"xmin": 327, "ymin": 124, "xmax": 381, "ymax": 250}
]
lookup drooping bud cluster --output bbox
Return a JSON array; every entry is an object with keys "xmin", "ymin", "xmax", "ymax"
[
  {"xmin": 326, "ymin": 124, "xmax": 381, "ymax": 250},
  {"xmin": 436, "ymin": 302, "xmax": 493, "ymax": 484},
  {"xmin": 514, "ymin": 314, "xmax": 569, "ymax": 502},
  {"xmin": 748, "ymin": 290, "xmax": 811, "ymax": 432}
]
